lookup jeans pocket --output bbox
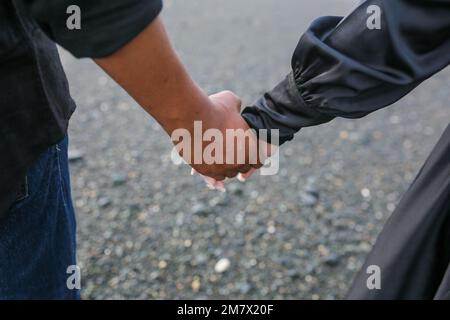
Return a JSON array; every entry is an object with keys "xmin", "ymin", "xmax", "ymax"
[{"xmin": 14, "ymin": 176, "xmax": 29, "ymax": 203}]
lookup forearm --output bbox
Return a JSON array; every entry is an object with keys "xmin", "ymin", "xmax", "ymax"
[
  {"xmin": 93, "ymin": 16, "xmax": 257, "ymax": 180},
  {"xmin": 94, "ymin": 17, "xmax": 216, "ymax": 135}
]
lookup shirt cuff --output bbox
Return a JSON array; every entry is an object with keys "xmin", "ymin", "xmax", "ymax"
[
  {"xmin": 242, "ymin": 72, "xmax": 333, "ymax": 145},
  {"xmin": 49, "ymin": 0, "xmax": 163, "ymax": 58}
]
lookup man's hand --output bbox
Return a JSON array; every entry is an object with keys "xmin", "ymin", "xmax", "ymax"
[
  {"xmin": 187, "ymin": 91, "xmax": 278, "ymax": 188},
  {"xmin": 177, "ymin": 90, "xmax": 263, "ymax": 181}
]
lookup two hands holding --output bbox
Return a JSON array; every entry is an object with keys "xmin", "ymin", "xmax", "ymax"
[
  {"xmin": 184, "ymin": 90, "xmax": 276, "ymax": 191},
  {"xmin": 95, "ymin": 17, "xmax": 278, "ymax": 191}
]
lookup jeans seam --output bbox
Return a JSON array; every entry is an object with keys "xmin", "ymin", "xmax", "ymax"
[
  {"xmin": 14, "ymin": 176, "xmax": 29, "ymax": 203},
  {"xmin": 56, "ymin": 144, "xmax": 69, "ymax": 211}
]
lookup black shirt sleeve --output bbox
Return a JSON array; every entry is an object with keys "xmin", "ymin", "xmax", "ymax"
[
  {"xmin": 242, "ymin": 0, "xmax": 450, "ymax": 145},
  {"xmin": 19, "ymin": 0, "xmax": 163, "ymax": 58}
]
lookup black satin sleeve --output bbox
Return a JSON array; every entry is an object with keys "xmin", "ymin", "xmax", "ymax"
[{"xmin": 242, "ymin": 0, "xmax": 450, "ymax": 145}]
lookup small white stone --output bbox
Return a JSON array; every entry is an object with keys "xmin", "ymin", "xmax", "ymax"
[
  {"xmin": 68, "ymin": 149, "xmax": 84, "ymax": 161},
  {"xmin": 214, "ymin": 258, "xmax": 231, "ymax": 273},
  {"xmin": 267, "ymin": 225, "xmax": 276, "ymax": 234},
  {"xmin": 361, "ymin": 188, "xmax": 371, "ymax": 198}
]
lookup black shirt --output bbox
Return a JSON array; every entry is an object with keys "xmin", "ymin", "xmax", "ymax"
[
  {"xmin": 242, "ymin": 0, "xmax": 450, "ymax": 144},
  {"xmin": 0, "ymin": 0, "xmax": 162, "ymax": 217}
]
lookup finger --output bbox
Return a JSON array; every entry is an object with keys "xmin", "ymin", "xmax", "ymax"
[
  {"xmin": 196, "ymin": 173, "xmax": 216, "ymax": 190},
  {"xmin": 205, "ymin": 181, "xmax": 216, "ymax": 190},
  {"xmin": 202, "ymin": 175, "xmax": 218, "ymax": 186},
  {"xmin": 238, "ymin": 168, "xmax": 257, "ymax": 182},
  {"xmin": 201, "ymin": 176, "xmax": 226, "ymax": 192},
  {"xmin": 213, "ymin": 180, "xmax": 226, "ymax": 193},
  {"xmin": 193, "ymin": 169, "xmax": 226, "ymax": 182}
]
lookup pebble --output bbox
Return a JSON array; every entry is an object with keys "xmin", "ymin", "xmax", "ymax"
[
  {"xmin": 191, "ymin": 277, "xmax": 201, "ymax": 292},
  {"xmin": 214, "ymin": 258, "xmax": 231, "ymax": 273},
  {"xmin": 300, "ymin": 191, "xmax": 319, "ymax": 207},
  {"xmin": 111, "ymin": 173, "xmax": 127, "ymax": 186},
  {"xmin": 237, "ymin": 281, "xmax": 252, "ymax": 294},
  {"xmin": 228, "ymin": 183, "xmax": 244, "ymax": 196},
  {"xmin": 361, "ymin": 188, "xmax": 371, "ymax": 198},
  {"xmin": 287, "ymin": 269, "xmax": 302, "ymax": 279},
  {"xmin": 68, "ymin": 149, "xmax": 84, "ymax": 162},
  {"xmin": 194, "ymin": 254, "xmax": 208, "ymax": 266},
  {"xmin": 191, "ymin": 203, "xmax": 210, "ymax": 216},
  {"xmin": 323, "ymin": 254, "xmax": 340, "ymax": 267},
  {"xmin": 98, "ymin": 197, "xmax": 112, "ymax": 208},
  {"xmin": 158, "ymin": 260, "xmax": 168, "ymax": 269}
]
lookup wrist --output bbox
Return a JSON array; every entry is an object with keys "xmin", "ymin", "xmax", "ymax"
[{"xmin": 161, "ymin": 84, "xmax": 220, "ymax": 136}]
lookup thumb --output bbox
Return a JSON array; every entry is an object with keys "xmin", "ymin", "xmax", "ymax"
[{"xmin": 209, "ymin": 90, "xmax": 242, "ymax": 113}]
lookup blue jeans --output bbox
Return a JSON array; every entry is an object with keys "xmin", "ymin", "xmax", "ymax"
[{"xmin": 0, "ymin": 136, "xmax": 79, "ymax": 299}]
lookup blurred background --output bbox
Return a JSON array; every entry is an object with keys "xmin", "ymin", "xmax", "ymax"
[{"xmin": 61, "ymin": 0, "xmax": 450, "ymax": 299}]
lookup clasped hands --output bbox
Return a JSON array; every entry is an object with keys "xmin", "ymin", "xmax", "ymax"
[{"xmin": 172, "ymin": 90, "xmax": 277, "ymax": 191}]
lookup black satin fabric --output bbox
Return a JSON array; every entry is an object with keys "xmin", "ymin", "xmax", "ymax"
[
  {"xmin": 347, "ymin": 125, "xmax": 450, "ymax": 300},
  {"xmin": 242, "ymin": 0, "xmax": 450, "ymax": 144}
]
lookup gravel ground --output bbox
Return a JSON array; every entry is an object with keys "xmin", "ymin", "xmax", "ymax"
[{"xmin": 61, "ymin": 0, "xmax": 450, "ymax": 299}]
